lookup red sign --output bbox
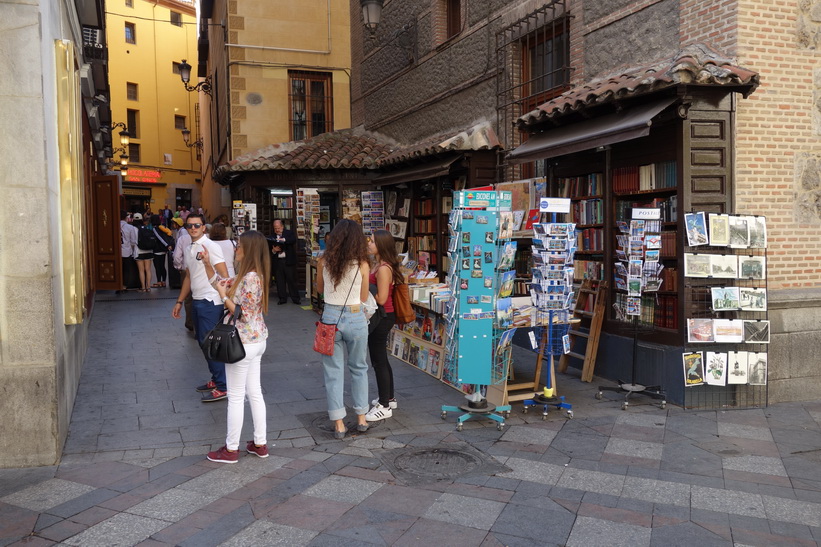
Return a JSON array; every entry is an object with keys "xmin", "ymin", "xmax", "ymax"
[{"xmin": 127, "ymin": 169, "xmax": 162, "ymax": 183}]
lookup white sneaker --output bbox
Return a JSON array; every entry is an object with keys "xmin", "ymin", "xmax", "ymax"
[
  {"xmin": 365, "ymin": 403, "xmax": 393, "ymax": 422},
  {"xmin": 371, "ymin": 398, "xmax": 398, "ymax": 410}
]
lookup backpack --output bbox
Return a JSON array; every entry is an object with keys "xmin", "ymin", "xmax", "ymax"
[
  {"xmin": 392, "ymin": 282, "xmax": 415, "ymax": 325},
  {"xmin": 137, "ymin": 226, "xmax": 158, "ymax": 251}
]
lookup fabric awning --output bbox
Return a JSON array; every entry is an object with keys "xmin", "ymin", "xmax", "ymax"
[
  {"xmin": 507, "ymin": 97, "xmax": 678, "ymax": 163},
  {"xmin": 374, "ymin": 155, "xmax": 460, "ymax": 185}
]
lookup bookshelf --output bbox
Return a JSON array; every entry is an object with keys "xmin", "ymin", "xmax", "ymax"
[
  {"xmin": 407, "ymin": 183, "xmax": 453, "ymax": 278},
  {"xmin": 556, "ymin": 171, "xmax": 606, "ymax": 284}
]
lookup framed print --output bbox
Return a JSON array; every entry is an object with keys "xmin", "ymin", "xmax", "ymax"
[
  {"xmin": 684, "ymin": 253, "xmax": 711, "ymax": 277},
  {"xmin": 743, "ymin": 320, "xmax": 770, "ymax": 344},
  {"xmin": 687, "ymin": 318, "xmax": 715, "ymax": 343},
  {"xmin": 727, "ymin": 351, "xmax": 749, "ymax": 384},
  {"xmin": 739, "ymin": 287, "xmax": 767, "ymax": 312},
  {"xmin": 683, "ymin": 352, "xmax": 705, "ymax": 386},
  {"xmin": 711, "ymin": 287, "xmax": 740, "ymax": 311},
  {"xmin": 685, "ymin": 212, "xmax": 709, "ymax": 246},
  {"xmin": 739, "ymin": 255, "xmax": 766, "ymax": 280},
  {"xmin": 710, "ymin": 254, "xmax": 738, "ymax": 279},
  {"xmin": 708, "ymin": 213, "xmax": 730, "ymax": 246},
  {"xmin": 705, "ymin": 351, "xmax": 728, "ymax": 386},
  {"xmin": 728, "ymin": 215, "xmax": 750, "ymax": 248},
  {"xmin": 713, "ymin": 319, "xmax": 744, "ymax": 343},
  {"xmin": 747, "ymin": 352, "xmax": 768, "ymax": 385}
]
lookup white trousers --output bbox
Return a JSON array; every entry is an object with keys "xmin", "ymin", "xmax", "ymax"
[{"xmin": 225, "ymin": 340, "xmax": 267, "ymax": 450}]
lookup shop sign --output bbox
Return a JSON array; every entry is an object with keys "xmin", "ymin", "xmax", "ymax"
[
  {"xmin": 126, "ymin": 169, "xmax": 162, "ymax": 183},
  {"xmin": 123, "ymin": 187, "xmax": 151, "ymax": 197},
  {"xmin": 455, "ymin": 190, "xmax": 498, "ymax": 208},
  {"xmin": 632, "ymin": 207, "xmax": 661, "ymax": 220},
  {"xmin": 233, "ymin": 200, "xmax": 244, "ymax": 209},
  {"xmin": 539, "ymin": 197, "xmax": 571, "ymax": 213}
]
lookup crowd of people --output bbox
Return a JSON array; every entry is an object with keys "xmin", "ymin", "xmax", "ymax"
[{"xmin": 139, "ymin": 210, "xmax": 402, "ymax": 464}]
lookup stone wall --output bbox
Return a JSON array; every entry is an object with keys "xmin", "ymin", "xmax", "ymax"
[{"xmin": 768, "ymin": 290, "xmax": 821, "ymax": 402}]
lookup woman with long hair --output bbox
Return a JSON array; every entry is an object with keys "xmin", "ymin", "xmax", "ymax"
[
  {"xmin": 150, "ymin": 214, "xmax": 174, "ymax": 288},
  {"xmin": 365, "ymin": 229, "xmax": 403, "ymax": 422},
  {"xmin": 316, "ymin": 219, "xmax": 371, "ymax": 439},
  {"xmin": 199, "ymin": 230, "xmax": 271, "ymax": 463}
]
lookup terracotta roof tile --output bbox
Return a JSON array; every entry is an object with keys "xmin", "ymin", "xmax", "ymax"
[
  {"xmin": 517, "ymin": 44, "xmax": 759, "ymax": 128},
  {"xmin": 377, "ymin": 122, "xmax": 502, "ymax": 166}
]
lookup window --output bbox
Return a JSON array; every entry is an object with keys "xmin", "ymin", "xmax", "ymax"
[
  {"xmin": 128, "ymin": 143, "xmax": 141, "ymax": 163},
  {"xmin": 288, "ymin": 71, "xmax": 333, "ymax": 141},
  {"xmin": 126, "ymin": 109, "xmax": 139, "ymax": 139},
  {"xmin": 174, "ymin": 115, "xmax": 186, "ymax": 130},
  {"xmin": 172, "ymin": 62, "xmax": 181, "ymax": 75},
  {"xmin": 522, "ymin": 21, "xmax": 569, "ymax": 109},
  {"xmin": 170, "ymin": 11, "xmax": 182, "ymax": 27},
  {"xmin": 446, "ymin": 0, "xmax": 461, "ymax": 39},
  {"xmin": 125, "ymin": 0, "xmax": 133, "ymax": 7},
  {"xmin": 124, "ymin": 22, "xmax": 136, "ymax": 44},
  {"xmin": 126, "ymin": 82, "xmax": 138, "ymax": 101}
]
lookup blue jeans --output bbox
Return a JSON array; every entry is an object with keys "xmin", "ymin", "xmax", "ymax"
[
  {"xmin": 321, "ymin": 304, "xmax": 369, "ymax": 421},
  {"xmin": 192, "ymin": 299, "xmax": 226, "ymax": 390}
]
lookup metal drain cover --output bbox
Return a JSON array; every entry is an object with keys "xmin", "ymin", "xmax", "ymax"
[{"xmin": 379, "ymin": 443, "xmax": 510, "ymax": 486}]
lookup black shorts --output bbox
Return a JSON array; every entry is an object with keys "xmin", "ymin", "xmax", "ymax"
[{"xmin": 136, "ymin": 252, "xmax": 153, "ymax": 261}]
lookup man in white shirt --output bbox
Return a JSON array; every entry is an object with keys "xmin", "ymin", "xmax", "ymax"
[
  {"xmin": 173, "ymin": 219, "xmax": 194, "ymax": 331},
  {"xmin": 171, "ymin": 213, "xmax": 230, "ymax": 402},
  {"xmin": 118, "ymin": 210, "xmax": 139, "ymax": 293}
]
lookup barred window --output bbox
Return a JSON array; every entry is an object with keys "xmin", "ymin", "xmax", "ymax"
[
  {"xmin": 128, "ymin": 143, "xmax": 141, "ymax": 163},
  {"xmin": 124, "ymin": 22, "xmax": 136, "ymax": 44},
  {"xmin": 288, "ymin": 71, "xmax": 333, "ymax": 141},
  {"xmin": 126, "ymin": 82, "xmax": 138, "ymax": 101},
  {"xmin": 127, "ymin": 109, "xmax": 139, "ymax": 139},
  {"xmin": 174, "ymin": 115, "xmax": 186, "ymax": 130},
  {"xmin": 170, "ymin": 11, "xmax": 182, "ymax": 27}
]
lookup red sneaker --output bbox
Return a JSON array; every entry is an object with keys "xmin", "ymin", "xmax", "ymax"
[
  {"xmin": 207, "ymin": 445, "xmax": 238, "ymax": 464},
  {"xmin": 201, "ymin": 389, "xmax": 227, "ymax": 402},
  {"xmin": 196, "ymin": 380, "xmax": 217, "ymax": 392},
  {"xmin": 246, "ymin": 441, "xmax": 269, "ymax": 458}
]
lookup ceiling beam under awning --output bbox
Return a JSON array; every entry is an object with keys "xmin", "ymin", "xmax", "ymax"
[
  {"xmin": 374, "ymin": 155, "xmax": 461, "ymax": 185},
  {"xmin": 507, "ymin": 97, "xmax": 678, "ymax": 164}
]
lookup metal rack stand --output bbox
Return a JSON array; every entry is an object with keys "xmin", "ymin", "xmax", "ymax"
[
  {"xmin": 441, "ymin": 390, "xmax": 512, "ymax": 431},
  {"xmin": 523, "ymin": 312, "xmax": 574, "ymax": 418}
]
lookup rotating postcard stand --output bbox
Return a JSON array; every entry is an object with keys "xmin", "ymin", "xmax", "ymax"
[
  {"xmin": 523, "ymin": 202, "xmax": 575, "ymax": 419},
  {"xmin": 597, "ymin": 207, "xmax": 666, "ymax": 410},
  {"xmin": 441, "ymin": 190, "xmax": 512, "ymax": 431}
]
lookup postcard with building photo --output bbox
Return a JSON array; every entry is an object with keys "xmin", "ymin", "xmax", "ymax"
[
  {"xmin": 711, "ymin": 287, "xmax": 740, "ymax": 311},
  {"xmin": 738, "ymin": 255, "xmax": 766, "ymax": 280},
  {"xmin": 748, "ymin": 215, "xmax": 767, "ymax": 249},
  {"xmin": 629, "ymin": 259, "xmax": 643, "ymax": 277},
  {"xmin": 739, "ymin": 287, "xmax": 767, "ymax": 312},
  {"xmin": 708, "ymin": 213, "xmax": 730, "ymax": 246},
  {"xmin": 743, "ymin": 320, "xmax": 770, "ymax": 343},
  {"xmin": 626, "ymin": 296, "xmax": 641, "ymax": 315},
  {"xmin": 747, "ymin": 352, "xmax": 768, "ymax": 385},
  {"xmin": 683, "ymin": 352, "xmax": 705, "ymax": 386},
  {"xmin": 713, "ymin": 319, "xmax": 744, "ymax": 343},
  {"xmin": 685, "ymin": 212, "xmax": 709, "ymax": 246},
  {"xmin": 687, "ymin": 318, "xmax": 715, "ymax": 343},
  {"xmin": 628, "ymin": 277, "xmax": 642, "ymax": 296},
  {"xmin": 728, "ymin": 215, "xmax": 751, "ymax": 248},
  {"xmin": 710, "ymin": 254, "xmax": 739, "ymax": 278},
  {"xmin": 684, "ymin": 253, "xmax": 711, "ymax": 277},
  {"xmin": 727, "ymin": 351, "xmax": 749, "ymax": 384},
  {"xmin": 705, "ymin": 351, "xmax": 728, "ymax": 386}
]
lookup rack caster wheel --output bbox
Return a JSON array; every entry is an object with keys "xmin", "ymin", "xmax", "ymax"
[
  {"xmin": 497, "ymin": 422, "xmax": 504, "ymax": 431},
  {"xmin": 456, "ymin": 422, "xmax": 463, "ymax": 432},
  {"xmin": 503, "ymin": 411, "xmax": 511, "ymax": 418},
  {"xmin": 621, "ymin": 402, "xmax": 628, "ymax": 411},
  {"xmin": 522, "ymin": 406, "xmax": 529, "ymax": 414},
  {"xmin": 441, "ymin": 411, "xmax": 447, "ymax": 420},
  {"xmin": 541, "ymin": 413, "xmax": 548, "ymax": 421},
  {"xmin": 566, "ymin": 410, "xmax": 574, "ymax": 419},
  {"xmin": 660, "ymin": 401, "xmax": 667, "ymax": 410},
  {"xmin": 595, "ymin": 392, "xmax": 603, "ymax": 400}
]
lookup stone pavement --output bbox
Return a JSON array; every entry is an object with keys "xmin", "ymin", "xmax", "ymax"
[{"xmin": 1, "ymin": 290, "xmax": 821, "ymax": 546}]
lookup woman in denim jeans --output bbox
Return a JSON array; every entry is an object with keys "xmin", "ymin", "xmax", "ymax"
[{"xmin": 316, "ymin": 220, "xmax": 371, "ymax": 439}]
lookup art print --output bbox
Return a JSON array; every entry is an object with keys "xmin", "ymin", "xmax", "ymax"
[
  {"xmin": 460, "ymin": 246, "xmax": 468, "ymax": 255},
  {"xmin": 499, "ymin": 270, "xmax": 515, "ymax": 298},
  {"xmin": 483, "ymin": 276, "xmax": 493, "ymax": 288},
  {"xmin": 710, "ymin": 254, "xmax": 738, "ymax": 278},
  {"xmin": 466, "ymin": 295, "xmax": 479, "ymax": 304},
  {"xmin": 480, "ymin": 295, "xmax": 492, "ymax": 304},
  {"xmin": 687, "ymin": 318, "xmax": 715, "ymax": 343},
  {"xmin": 471, "ymin": 244, "xmax": 481, "ymax": 256},
  {"xmin": 743, "ymin": 320, "xmax": 770, "ymax": 344},
  {"xmin": 462, "ymin": 232, "xmax": 470, "ymax": 244},
  {"xmin": 713, "ymin": 319, "xmax": 744, "ymax": 343},
  {"xmin": 499, "ymin": 212, "xmax": 514, "ymax": 238},
  {"xmin": 739, "ymin": 287, "xmax": 767, "ymax": 311},
  {"xmin": 497, "ymin": 297, "xmax": 513, "ymax": 328},
  {"xmin": 495, "ymin": 241, "xmax": 516, "ymax": 271},
  {"xmin": 708, "ymin": 213, "xmax": 730, "ymax": 246},
  {"xmin": 683, "ymin": 352, "xmax": 705, "ymax": 386},
  {"xmin": 485, "ymin": 231, "xmax": 494, "ymax": 243},
  {"xmin": 513, "ymin": 210, "xmax": 525, "ymax": 231},
  {"xmin": 484, "ymin": 251, "xmax": 493, "ymax": 264},
  {"xmin": 476, "ymin": 215, "xmax": 489, "ymax": 225},
  {"xmin": 727, "ymin": 351, "xmax": 749, "ymax": 384},
  {"xmin": 711, "ymin": 287, "xmax": 740, "ymax": 311},
  {"xmin": 626, "ymin": 297, "xmax": 641, "ymax": 315},
  {"xmin": 747, "ymin": 353, "xmax": 768, "ymax": 385},
  {"xmin": 628, "ymin": 277, "xmax": 642, "ymax": 296},
  {"xmin": 473, "ymin": 258, "xmax": 482, "ymax": 270},
  {"xmin": 705, "ymin": 352, "xmax": 728, "ymax": 386},
  {"xmin": 461, "ymin": 259, "xmax": 470, "ymax": 270},
  {"xmin": 385, "ymin": 219, "xmax": 407, "ymax": 239},
  {"xmin": 748, "ymin": 216, "xmax": 767, "ymax": 249},
  {"xmin": 645, "ymin": 234, "xmax": 662, "ymax": 249},
  {"xmin": 471, "ymin": 269, "xmax": 483, "ymax": 278},
  {"xmin": 685, "ymin": 212, "xmax": 709, "ymax": 246},
  {"xmin": 728, "ymin": 215, "xmax": 750, "ymax": 248},
  {"xmin": 684, "ymin": 253, "xmax": 711, "ymax": 277},
  {"xmin": 459, "ymin": 278, "xmax": 469, "ymax": 290},
  {"xmin": 739, "ymin": 255, "xmax": 766, "ymax": 280}
]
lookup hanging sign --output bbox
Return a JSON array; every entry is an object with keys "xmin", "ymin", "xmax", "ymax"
[
  {"xmin": 455, "ymin": 190, "xmax": 497, "ymax": 208},
  {"xmin": 632, "ymin": 207, "xmax": 661, "ymax": 220},
  {"xmin": 539, "ymin": 197, "xmax": 571, "ymax": 213}
]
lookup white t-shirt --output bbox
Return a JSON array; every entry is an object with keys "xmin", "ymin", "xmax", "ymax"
[
  {"xmin": 213, "ymin": 240, "xmax": 236, "ymax": 277},
  {"xmin": 185, "ymin": 235, "xmax": 225, "ymax": 304}
]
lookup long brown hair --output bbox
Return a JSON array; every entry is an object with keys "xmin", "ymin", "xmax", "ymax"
[
  {"xmin": 323, "ymin": 219, "xmax": 368, "ymax": 286},
  {"xmin": 371, "ymin": 229, "xmax": 403, "ymax": 284},
  {"xmin": 228, "ymin": 230, "xmax": 271, "ymax": 314}
]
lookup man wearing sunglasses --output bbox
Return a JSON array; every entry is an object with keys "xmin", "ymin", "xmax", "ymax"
[{"xmin": 172, "ymin": 213, "xmax": 230, "ymax": 402}]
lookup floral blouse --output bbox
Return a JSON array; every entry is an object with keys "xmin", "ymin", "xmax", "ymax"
[{"xmin": 228, "ymin": 271, "xmax": 267, "ymax": 344}]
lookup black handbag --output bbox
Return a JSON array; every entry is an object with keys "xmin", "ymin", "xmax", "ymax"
[{"xmin": 200, "ymin": 308, "xmax": 246, "ymax": 363}]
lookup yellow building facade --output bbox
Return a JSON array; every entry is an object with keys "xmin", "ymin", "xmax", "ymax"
[{"xmin": 106, "ymin": 0, "xmax": 201, "ymax": 215}]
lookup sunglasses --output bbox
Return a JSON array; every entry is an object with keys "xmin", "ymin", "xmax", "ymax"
[{"xmin": 184, "ymin": 223, "xmax": 203, "ymax": 229}]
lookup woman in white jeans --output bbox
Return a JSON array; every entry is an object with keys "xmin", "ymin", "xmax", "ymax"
[{"xmin": 200, "ymin": 230, "xmax": 271, "ymax": 463}]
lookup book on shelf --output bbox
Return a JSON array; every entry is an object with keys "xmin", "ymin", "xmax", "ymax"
[
  {"xmin": 576, "ymin": 228, "xmax": 603, "ymax": 252},
  {"xmin": 413, "ymin": 199, "xmax": 436, "ymax": 215},
  {"xmin": 661, "ymin": 231, "xmax": 677, "ymax": 257},
  {"xmin": 574, "ymin": 260, "xmax": 604, "ymax": 281},
  {"xmin": 614, "ymin": 162, "xmax": 677, "ymax": 194},
  {"xmin": 441, "ymin": 196, "xmax": 453, "ymax": 214},
  {"xmin": 407, "ymin": 235, "xmax": 436, "ymax": 252},
  {"xmin": 413, "ymin": 218, "xmax": 436, "ymax": 232},
  {"xmin": 615, "ymin": 195, "xmax": 678, "ymax": 222},
  {"xmin": 558, "ymin": 173, "xmax": 603, "ymax": 197},
  {"xmin": 571, "ymin": 199, "xmax": 603, "ymax": 225}
]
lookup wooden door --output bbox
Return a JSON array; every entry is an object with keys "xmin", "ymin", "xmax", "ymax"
[{"xmin": 91, "ymin": 175, "xmax": 122, "ymax": 290}]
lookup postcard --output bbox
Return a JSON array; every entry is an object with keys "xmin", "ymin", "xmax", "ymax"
[
  {"xmin": 498, "ymin": 212, "xmax": 514, "ymax": 238},
  {"xmin": 687, "ymin": 318, "xmax": 715, "ymax": 343},
  {"xmin": 630, "ymin": 220, "xmax": 646, "ymax": 239},
  {"xmin": 739, "ymin": 287, "xmax": 767, "ymax": 312},
  {"xmin": 626, "ymin": 296, "xmax": 641, "ymax": 315},
  {"xmin": 728, "ymin": 215, "xmax": 750, "ymax": 248},
  {"xmin": 711, "ymin": 287, "xmax": 740, "ymax": 311},
  {"xmin": 685, "ymin": 212, "xmax": 709, "ymax": 246},
  {"xmin": 727, "ymin": 351, "xmax": 749, "ymax": 384},
  {"xmin": 705, "ymin": 352, "xmax": 728, "ymax": 386},
  {"xmin": 497, "ymin": 297, "xmax": 513, "ymax": 329},
  {"xmin": 684, "ymin": 253, "xmax": 711, "ymax": 277},
  {"xmin": 748, "ymin": 352, "xmax": 768, "ymax": 385},
  {"xmin": 738, "ymin": 255, "xmax": 766, "ymax": 280},
  {"xmin": 628, "ymin": 277, "xmax": 642, "ymax": 296},
  {"xmin": 499, "ymin": 270, "xmax": 515, "ymax": 298},
  {"xmin": 710, "ymin": 254, "xmax": 738, "ymax": 279},
  {"xmin": 629, "ymin": 259, "xmax": 643, "ymax": 277},
  {"xmin": 748, "ymin": 215, "xmax": 767, "ymax": 249},
  {"xmin": 683, "ymin": 352, "xmax": 705, "ymax": 386},
  {"xmin": 485, "ymin": 231, "xmax": 494, "ymax": 243},
  {"xmin": 645, "ymin": 234, "xmax": 662, "ymax": 249},
  {"xmin": 645, "ymin": 249, "xmax": 660, "ymax": 262},
  {"xmin": 743, "ymin": 320, "xmax": 770, "ymax": 344},
  {"xmin": 708, "ymin": 213, "xmax": 730, "ymax": 246},
  {"xmin": 644, "ymin": 278, "xmax": 662, "ymax": 292},
  {"xmin": 713, "ymin": 319, "xmax": 744, "ymax": 343}
]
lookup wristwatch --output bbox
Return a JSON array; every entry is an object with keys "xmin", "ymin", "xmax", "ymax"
[{"xmin": 222, "ymin": 296, "xmax": 230, "ymax": 304}]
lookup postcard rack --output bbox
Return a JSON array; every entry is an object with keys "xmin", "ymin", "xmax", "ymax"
[{"xmin": 680, "ymin": 212, "xmax": 768, "ymax": 410}]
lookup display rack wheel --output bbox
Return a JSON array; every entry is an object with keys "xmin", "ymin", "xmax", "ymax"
[
  {"xmin": 595, "ymin": 392, "xmax": 603, "ymax": 400},
  {"xmin": 660, "ymin": 401, "xmax": 667, "ymax": 410},
  {"xmin": 496, "ymin": 422, "xmax": 504, "ymax": 431},
  {"xmin": 621, "ymin": 402, "xmax": 628, "ymax": 411},
  {"xmin": 566, "ymin": 410, "xmax": 574, "ymax": 419},
  {"xmin": 541, "ymin": 412, "xmax": 548, "ymax": 421},
  {"xmin": 441, "ymin": 411, "xmax": 447, "ymax": 420},
  {"xmin": 456, "ymin": 422, "xmax": 463, "ymax": 432},
  {"xmin": 503, "ymin": 410, "xmax": 511, "ymax": 419},
  {"xmin": 522, "ymin": 406, "xmax": 529, "ymax": 414}
]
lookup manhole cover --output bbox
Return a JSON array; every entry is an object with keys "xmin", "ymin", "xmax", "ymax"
[{"xmin": 394, "ymin": 448, "xmax": 482, "ymax": 477}]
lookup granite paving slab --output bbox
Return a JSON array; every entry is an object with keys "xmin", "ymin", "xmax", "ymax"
[
  {"xmin": 0, "ymin": 479, "xmax": 96, "ymax": 512},
  {"xmin": 422, "ymin": 492, "xmax": 506, "ymax": 530},
  {"xmin": 566, "ymin": 515, "xmax": 651, "ymax": 546}
]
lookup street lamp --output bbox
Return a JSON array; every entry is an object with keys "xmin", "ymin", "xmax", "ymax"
[
  {"xmin": 360, "ymin": 0, "xmax": 384, "ymax": 35},
  {"xmin": 181, "ymin": 127, "xmax": 202, "ymax": 150},
  {"xmin": 178, "ymin": 59, "xmax": 212, "ymax": 95},
  {"xmin": 101, "ymin": 122, "xmax": 131, "ymax": 146}
]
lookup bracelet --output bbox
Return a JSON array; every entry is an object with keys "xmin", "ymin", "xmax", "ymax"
[{"xmin": 175, "ymin": 301, "xmax": 183, "ymax": 305}]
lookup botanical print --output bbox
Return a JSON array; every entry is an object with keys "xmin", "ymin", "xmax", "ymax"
[{"xmin": 705, "ymin": 351, "xmax": 728, "ymax": 386}]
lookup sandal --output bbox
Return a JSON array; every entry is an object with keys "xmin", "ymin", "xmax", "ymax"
[{"xmin": 151, "ymin": 283, "xmax": 162, "ymax": 288}]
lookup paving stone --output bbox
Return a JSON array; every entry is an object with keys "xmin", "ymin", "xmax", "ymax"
[
  {"xmin": 497, "ymin": 457, "xmax": 563, "ymax": 486},
  {"xmin": 566, "ymin": 515, "xmax": 651, "ymax": 546},
  {"xmin": 499, "ymin": 425, "xmax": 557, "ymax": 446},
  {"xmin": 422, "ymin": 492, "xmax": 506, "ymax": 530},
  {"xmin": 649, "ymin": 521, "xmax": 732, "ymax": 546},
  {"xmin": 556, "ymin": 467, "xmax": 625, "ymax": 497},
  {"xmin": 762, "ymin": 494, "xmax": 821, "ymax": 527},
  {"xmin": 393, "ymin": 517, "xmax": 489, "ymax": 546},
  {"xmin": 125, "ymin": 487, "xmax": 221, "ymax": 522},
  {"xmin": 605, "ymin": 438, "xmax": 663, "ymax": 460},
  {"xmin": 622, "ymin": 476, "xmax": 691, "ymax": 507},
  {"xmin": 0, "ymin": 479, "xmax": 96, "ymax": 512},
  {"xmin": 37, "ymin": 519, "xmax": 89, "ymax": 542},
  {"xmin": 264, "ymin": 494, "xmax": 353, "ymax": 531},
  {"xmin": 220, "ymin": 520, "xmax": 317, "ymax": 546},
  {"xmin": 302, "ymin": 475, "xmax": 383, "ymax": 504},
  {"xmin": 691, "ymin": 486, "xmax": 766, "ymax": 519},
  {"xmin": 61, "ymin": 513, "xmax": 168, "ymax": 546},
  {"xmin": 47, "ymin": 488, "xmax": 120, "ymax": 518},
  {"xmin": 490, "ymin": 501, "xmax": 575, "ymax": 542},
  {"xmin": 717, "ymin": 422, "xmax": 773, "ymax": 442},
  {"xmin": 359, "ymin": 484, "xmax": 441, "ymax": 518},
  {"xmin": 722, "ymin": 455, "xmax": 788, "ymax": 476},
  {"xmin": 177, "ymin": 503, "xmax": 257, "ymax": 547}
]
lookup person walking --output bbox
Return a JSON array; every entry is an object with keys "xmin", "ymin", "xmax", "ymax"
[
  {"xmin": 210, "ymin": 222, "xmax": 236, "ymax": 277},
  {"xmin": 172, "ymin": 217, "xmax": 194, "ymax": 331},
  {"xmin": 199, "ymin": 231, "xmax": 271, "ymax": 463},
  {"xmin": 171, "ymin": 213, "xmax": 230, "ymax": 402},
  {"xmin": 316, "ymin": 219, "xmax": 371, "ymax": 438},
  {"xmin": 365, "ymin": 229, "xmax": 402, "ymax": 422},
  {"xmin": 151, "ymin": 214, "xmax": 174, "ymax": 288},
  {"xmin": 133, "ymin": 213, "xmax": 154, "ymax": 292},
  {"xmin": 118, "ymin": 210, "xmax": 139, "ymax": 293},
  {"xmin": 270, "ymin": 219, "xmax": 301, "ymax": 304}
]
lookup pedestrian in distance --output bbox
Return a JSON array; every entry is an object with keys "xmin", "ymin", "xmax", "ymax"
[
  {"xmin": 199, "ymin": 231, "xmax": 271, "ymax": 463},
  {"xmin": 269, "ymin": 219, "xmax": 301, "ymax": 305},
  {"xmin": 209, "ymin": 222, "xmax": 236, "ymax": 277},
  {"xmin": 133, "ymin": 213, "xmax": 155, "ymax": 292},
  {"xmin": 315, "ymin": 219, "xmax": 371, "ymax": 439},
  {"xmin": 365, "ymin": 229, "xmax": 403, "ymax": 422},
  {"xmin": 171, "ymin": 213, "xmax": 230, "ymax": 402},
  {"xmin": 150, "ymin": 214, "xmax": 174, "ymax": 288}
]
